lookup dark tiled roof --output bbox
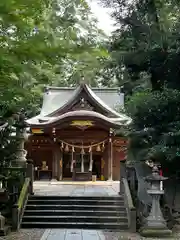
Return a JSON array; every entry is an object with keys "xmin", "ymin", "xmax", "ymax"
[
  {"xmin": 27, "ymin": 84, "xmax": 132, "ymax": 127},
  {"xmin": 40, "ymin": 85, "xmax": 124, "ymax": 117}
]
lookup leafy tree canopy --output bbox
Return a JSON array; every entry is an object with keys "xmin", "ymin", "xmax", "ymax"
[
  {"xmin": 0, "ymin": 0, "xmax": 109, "ymax": 118},
  {"xmin": 100, "ymin": 0, "xmax": 180, "ymax": 164}
]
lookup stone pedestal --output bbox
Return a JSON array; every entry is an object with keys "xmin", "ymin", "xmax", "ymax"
[
  {"xmin": 140, "ymin": 165, "xmax": 172, "ymax": 237},
  {"xmin": 12, "ymin": 110, "xmax": 29, "ymax": 168},
  {"xmin": 15, "ymin": 131, "xmax": 28, "ymax": 168},
  {"xmin": 0, "ymin": 212, "xmax": 10, "ymax": 236}
]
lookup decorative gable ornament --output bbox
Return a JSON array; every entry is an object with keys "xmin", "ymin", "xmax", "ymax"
[
  {"xmin": 70, "ymin": 120, "xmax": 94, "ymax": 130},
  {"xmin": 72, "ymin": 98, "xmax": 93, "ymax": 111}
]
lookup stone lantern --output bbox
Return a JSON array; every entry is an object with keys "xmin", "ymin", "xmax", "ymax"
[
  {"xmin": 14, "ymin": 109, "xmax": 29, "ymax": 168},
  {"xmin": 140, "ymin": 164, "xmax": 172, "ymax": 237}
]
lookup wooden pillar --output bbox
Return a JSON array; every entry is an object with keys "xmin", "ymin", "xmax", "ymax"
[
  {"xmin": 52, "ymin": 148, "xmax": 56, "ymax": 179},
  {"xmin": 101, "ymin": 158, "xmax": 105, "ymax": 181},
  {"xmin": 108, "ymin": 131, "xmax": 113, "ymax": 181},
  {"xmin": 56, "ymin": 149, "xmax": 63, "ymax": 181}
]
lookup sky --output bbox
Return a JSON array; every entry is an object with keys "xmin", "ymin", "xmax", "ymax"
[{"xmin": 87, "ymin": 0, "xmax": 115, "ymax": 35}]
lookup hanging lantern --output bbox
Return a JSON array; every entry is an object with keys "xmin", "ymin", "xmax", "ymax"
[
  {"xmin": 72, "ymin": 146, "xmax": 75, "ymax": 152},
  {"xmin": 65, "ymin": 144, "xmax": 69, "ymax": 152},
  {"xmin": 96, "ymin": 144, "xmax": 101, "ymax": 152},
  {"xmin": 61, "ymin": 142, "xmax": 64, "ymax": 148},
  {"xmin": 81, "ymin": 148, "xmax": 85, "ymax": 154},
  {"xmin": 88, "ymin": 146, "xmax": 92, "ymax": 152}
]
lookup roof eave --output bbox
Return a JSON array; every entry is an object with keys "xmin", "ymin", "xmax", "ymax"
[{"xmin": 26, "ymin": 110, "xmax": 130, "ymax": 129}]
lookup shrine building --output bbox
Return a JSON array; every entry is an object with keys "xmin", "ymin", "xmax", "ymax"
[{"xmin": 26, "ymin": 84, "xmax": 131, "ymax": 181}]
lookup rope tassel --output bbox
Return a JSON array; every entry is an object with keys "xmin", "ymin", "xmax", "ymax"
[
  {"xmin": 96, "ymin": 144, "xmax": 101, "ymax": 152},
  {"xmin": 81, "ymin": 148, "xmax": 85, "ymax": 155},
  {"xmin": 65, "ymin": 144, "xmax": 69, "ymax": 152}
]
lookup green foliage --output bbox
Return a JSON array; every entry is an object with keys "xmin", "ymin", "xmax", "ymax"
[
  {"xmin": 126, "ymin": 89, "xmax": 180, "ymax": 162},
  {"xmin": 0, "ymin": 121, "xmax": 17, "ymax": 167},
  {"xmin": 101, "ymin": 0, "xmax": 180, "ymax": 92},
  {"xmin": 126, "ymin": 89, "xmax": 180, "ymax": 129},
  {"xmin": 99, "ymin": 0, "xmax": 180, "ymax": 164},
  {"xmin": 0, "ymin": 0, "xmax": 109, "ymax": 118}
]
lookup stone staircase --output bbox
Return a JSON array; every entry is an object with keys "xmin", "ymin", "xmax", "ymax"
[{"xmin": 21, "ymin": 195, "xmax": 128, "ymax": 230}]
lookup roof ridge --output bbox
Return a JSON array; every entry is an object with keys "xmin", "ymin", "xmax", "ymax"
[{"xmin": 45, "ymin": 85, "xmax": 120, "ymax": 92}]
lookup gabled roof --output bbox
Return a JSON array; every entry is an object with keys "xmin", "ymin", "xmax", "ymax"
[
  {"xmin": 27, "ymin": 84, "xmax": 132, "ymax": 127},
  {"xmin": 40, "ymin": 84, "xmax": 124, "ymax": 118}
]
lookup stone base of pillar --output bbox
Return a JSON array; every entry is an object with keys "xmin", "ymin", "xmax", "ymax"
[
  {"xmin": 140, "ymin": 225, "xmax": 172, "ymax": 237},
  {"xmin": 51, "ymin": 178, "xmax": 58, "ymax": 182},
  {"xmin": 140, "ymin": 213, "xmax": 172, "ymax": 237},
  {"xmin": 0, "ymin": 213, "xmax": 10, "ymax": 236},
  {"xmin": 0, "ymin": 225, "xmax": 11, "ymax": 236},
  {"xmin": 56, "ymin": 176, "xmax": 61, "ymax": 181},
  {"xmin": 107, "ymin": 179, "xmax": 113, "ymax": 182}
]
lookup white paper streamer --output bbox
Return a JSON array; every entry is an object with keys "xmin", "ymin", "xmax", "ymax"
[
  {"xmin": 70, "ymin": 151, "xmax": 74, "ymax": 173},
  {"xmin": 89, "ymin": 151, "xmax": 93, "ymax": 171},
  {"xmin": 81, "ymin": 154, "xmax": 84, "ymax": 172}
]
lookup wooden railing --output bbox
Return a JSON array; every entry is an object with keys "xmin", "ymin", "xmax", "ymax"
[
  {"xmin": 12, "ymin": 177, "xmax": 30, "ymax": 230},
  {"xmin": 121, "ymin": 177, "xmax": 136, "ymax": 232}
]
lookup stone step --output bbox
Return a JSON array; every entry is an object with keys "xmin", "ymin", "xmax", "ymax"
[
  {"xmin": 27, "ymin": 199, "xmax": 124, "ymax": 205},
  {"xmin": 21, "ymin": 221, "xmax": 128, "ymax": 230},
  {"xmin": 24, "ymin": 209, "xmax": 127, "ymax": 216},
  {"xmin": 26, "ymin": 204, "xmax": 126, "ymax": 211},
  {"xmin": 21, "ymin": 195, "xmax": 128, "ymax": 231},
  {"xmin": 22, "ymin": 215, "xmax": 128, "ymax": 223},
  {"xmin": 28, "ymin": 195, "xmax": 123, "ymax": 201}
]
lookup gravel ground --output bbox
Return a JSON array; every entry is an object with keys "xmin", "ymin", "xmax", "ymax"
[
  {"xmin": 0, "ymin": 229, "xmax": 45, "ymax": 240},
  {"xmin": 0, "ymin": 229, "xmax": 179, "ymax": 240}
]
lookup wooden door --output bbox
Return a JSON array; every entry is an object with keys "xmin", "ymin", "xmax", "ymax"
[
  {"xmin": 63, "ymin": 153, "xmax": 72, "ymax": 179},
  {"xmin": 92, "ymin": 155, "xmax": 101, "ymax": 179}
]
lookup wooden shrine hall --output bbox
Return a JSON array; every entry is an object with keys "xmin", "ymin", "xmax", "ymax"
[{"xmin": 26, "ymin": 84, "xmax": 131, "ymax": 181}]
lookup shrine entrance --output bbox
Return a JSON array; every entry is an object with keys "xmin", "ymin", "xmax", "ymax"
[{"xmin": 62, "ymin": 152, "xmax": 102, "ymax": 181}]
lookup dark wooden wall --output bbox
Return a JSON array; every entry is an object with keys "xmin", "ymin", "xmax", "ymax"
[
  {"xmin": 25, "ymin": 129, "xmax": 128, "ymax": 180},
  {"xmin": 27, "ymin": 148, "xmax": 53, "ymax": 170}
]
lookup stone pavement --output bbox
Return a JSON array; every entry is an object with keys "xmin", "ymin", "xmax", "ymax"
[
  {"xmin": 40, "ymin": 229, "xmax": 134, "ymax": 240},
  {"xmin": 39, "ymin": 229, "xmax": 180, "ymax": 240},
  {"xmin": 1, "ymin": 229, "xmax": 180, "ymax": 240},
  {"xmin": 1, "ymin": 181, "xmax": 180, "ymax": 240},
  {"xmin": 33, "ymin": 180, "xmax": 120, "ymax": 196}
]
